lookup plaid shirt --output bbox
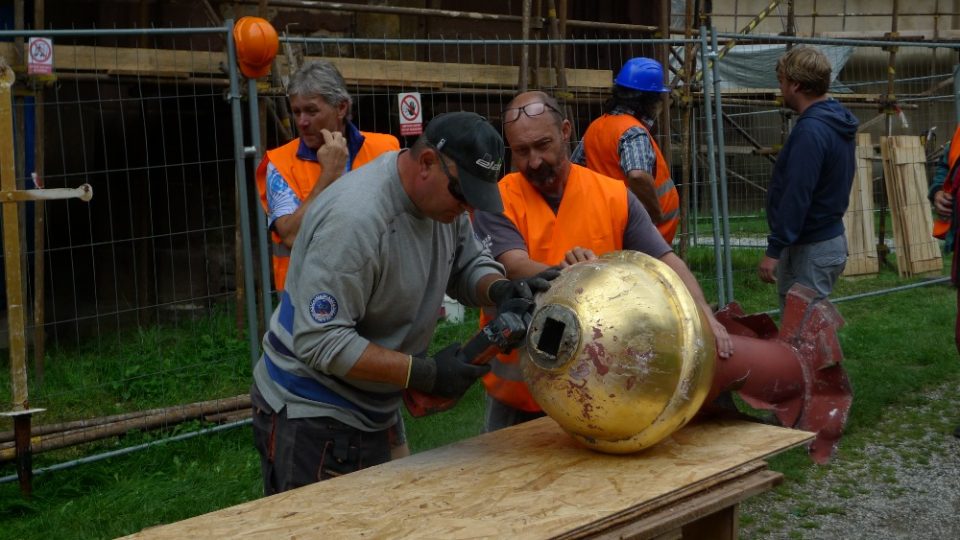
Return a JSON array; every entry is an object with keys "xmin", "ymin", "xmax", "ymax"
[{"xmin": 572, "ymin": 106, "xmax": 658, "ymax": 177}]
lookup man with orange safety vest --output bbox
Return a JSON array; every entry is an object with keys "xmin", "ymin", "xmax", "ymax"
[
  {"xmin": 472, "ymin": 91, "xmax": 732, "ymax": 431},
  {"xmin": 572, "ymin": 57, "xmax": 680, "ymax": 244},
  {"xmin": 928, "ymin": 124, "xmax": 960, "ymax": 439},
  {"xmin": 255, "ymin": 60, "xmax": 399, "ymax": 292},
  {"xmin": 930, "ymin": 125, "xmax": 959, "ymax": 253}
]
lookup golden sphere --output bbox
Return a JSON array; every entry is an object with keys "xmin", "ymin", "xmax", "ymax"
[{"xmin": 521, "ymin": 251, "xmax": 716, "ymax": 453}]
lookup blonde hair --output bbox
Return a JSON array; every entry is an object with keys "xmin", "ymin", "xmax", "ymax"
[{"xmin": 776, "ymin": 46, "xmax": 832, "ymax": 96}]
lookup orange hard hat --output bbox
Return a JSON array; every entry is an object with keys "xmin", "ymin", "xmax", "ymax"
[{"xmin": 233, "ymin": 17, "xmax": 279, "ymax": 79}]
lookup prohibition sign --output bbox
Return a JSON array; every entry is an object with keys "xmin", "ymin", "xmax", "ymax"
[
  {"xmin": 28, "ymin": 37, "xmax": 54, "ymax": 75},
  {"xmin": 29, "ymin": 38, "xmax": 52, "ymax": 63},
  {"xmin": 400, "ymin": 95, "xmax": 420, "ymax": 122}
]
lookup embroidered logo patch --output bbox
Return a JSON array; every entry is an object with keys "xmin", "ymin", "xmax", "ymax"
[{"xmin": 309, "ymin": 293, "xmax": 338, "ymax": 324}]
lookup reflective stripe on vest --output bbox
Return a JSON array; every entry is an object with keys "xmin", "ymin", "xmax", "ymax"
[
  {"xmin": 581, "ymin": 113, "xmax": 680, "ymax": 244},
  {"xmin": 255, "ymin": 132, "xmax": 399, "ymax": 290},
  {"xmin": 480, "ymin": 166, "xmax": 629, "ymax": 412}
]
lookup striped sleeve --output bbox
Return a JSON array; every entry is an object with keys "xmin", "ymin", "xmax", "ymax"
[{"xmin": 265, "ymin": 162, "xmax": 301, "ymax": 229}]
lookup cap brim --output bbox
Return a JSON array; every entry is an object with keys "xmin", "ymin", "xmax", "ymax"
[{"xmin": 458, "ymin": 168, "xmax": 503, "ymax": 213}]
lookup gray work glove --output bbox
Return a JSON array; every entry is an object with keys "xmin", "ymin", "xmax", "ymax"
[
  {"xmin": 407, "ymin": 343, "xmax": 490, "ymax": 399},
  {"xmin": 487, "ymin": 267, "xmax": 561, "ymax": 312}
]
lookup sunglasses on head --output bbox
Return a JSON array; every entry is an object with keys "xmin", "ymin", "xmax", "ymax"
[{"xmin": 502, "ymin": 101, "xmax": 562, "ymax": 124}]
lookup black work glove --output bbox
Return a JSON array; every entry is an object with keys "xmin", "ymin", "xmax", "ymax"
[
  {"xmin": 487, "ymin": 267, "xmax": 562, "ymax": 311},
  {"xmin": 407, "ymin": 343, "xmax": 491, "ymax": 399}
]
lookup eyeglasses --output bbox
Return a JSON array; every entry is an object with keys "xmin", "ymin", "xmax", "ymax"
[
  {"xmin": 502, "ymin": 102, "xmax": 562, "ymax": 124},
  {"xmin": 435, "ymin": 152, "xmax": 468, "ymax": 205}
]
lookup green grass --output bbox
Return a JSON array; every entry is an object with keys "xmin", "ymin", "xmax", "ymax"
[
  {"xmin": 0, "ymin": 308, "xmax": 251, "ymax": 428},
  {"xmin": 1, "ymin": 256, "xmax": 958, "ymax": 539}
]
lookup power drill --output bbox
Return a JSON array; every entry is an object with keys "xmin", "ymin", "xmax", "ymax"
[{"xmin": 403, "ymin": 301, "xmax": 532, "ymax": 417}]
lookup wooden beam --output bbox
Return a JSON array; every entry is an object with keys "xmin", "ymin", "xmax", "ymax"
[
  {"xmin": 307, "ymin": 55, "xmax": 611, "ymax": 90},
  {"xmin": 0, "ymin": 43, "xmax": 613, "ymax": 90},
  {"xmin": 818, "ymin": 29, "xmax": 960, "ymax": 40}
]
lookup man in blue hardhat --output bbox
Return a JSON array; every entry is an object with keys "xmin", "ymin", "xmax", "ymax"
[{"xmin": 573, "ymin": 57, "xmax": 680, "ymax": 244}]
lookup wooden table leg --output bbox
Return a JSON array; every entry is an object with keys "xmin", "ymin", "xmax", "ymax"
[{"xmin": 681, "ymin": 503, "xmax": 739, "ymax": 540}]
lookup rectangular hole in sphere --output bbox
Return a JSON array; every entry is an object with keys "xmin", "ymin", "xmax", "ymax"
[{"xmin": 537, "ymin": 317, "xmax": 566, "ymax": 357}]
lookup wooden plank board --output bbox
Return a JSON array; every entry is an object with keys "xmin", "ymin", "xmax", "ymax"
[
  {"xmin": 843, "ymin": 133, "xmax": 879, "ymax": 276},
  {"xmin": 124, "ymin": 419, "xmax": 812, "ymax": 539},
  {"xmin": 0, "ymin": 43, "xmax": 612, "ymax": 90},
  {"xmin": 0, "ymin": 43, "xmax": 221, "ymax": 75},
  {"xmin": 301, "ymin": 55, "xmax": 611, "ymax": 90},
  {"xmin": 881, "ymin": 136, "xmax": 943, "ymax": 277},
  {"xmin": 587, "ymin": 469, "xmax": 782, "ymax": 540},
  {"xmin": 880, "ymin": 136, "xmax": 908, "ymax": 275},
  {"xmin": 553, "ymin": 461, "xmax": 769, "ymax": 539},
  {"xmin": 897, "ymin": 141, "xmax": 942, "ymax": 274}
]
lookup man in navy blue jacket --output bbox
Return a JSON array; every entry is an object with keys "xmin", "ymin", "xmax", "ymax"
[{"xmin": 758, "ymin": 46, "xmax": 859, "ymax": 310}]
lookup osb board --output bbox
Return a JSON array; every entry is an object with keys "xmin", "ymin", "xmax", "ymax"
[
  {"xmin": 880, "ymin": 136, "xmax": 943, "ymax": 277},
  {"xmin": 576, "ymin": 468, "xmax": 782, "ymax": 540},
  {"xmin": 125, "ymin": 419, "xmax": 812, "ymax": 540},
  {"xmin": 843, "ymin": 133, "xmax": 879, "ymax": 276}
]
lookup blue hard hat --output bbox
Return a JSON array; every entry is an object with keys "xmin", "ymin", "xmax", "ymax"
[{"xmin": 614, "ymin": 57, "xmax": 670, "ymax": 93}]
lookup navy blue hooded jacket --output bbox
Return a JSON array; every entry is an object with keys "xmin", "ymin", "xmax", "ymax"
[{"xmin": 765, "ymin": 99, "xmax": 859, "ymax": 258}]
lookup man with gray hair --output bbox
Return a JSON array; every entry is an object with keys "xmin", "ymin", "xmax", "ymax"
[
  {"xmin": 254, "ymin": 60, "xmax": 401, "ymax": 459},
  {"xmin": 256, "ymin": 60, "xmax": 399, "ymax": 292}
]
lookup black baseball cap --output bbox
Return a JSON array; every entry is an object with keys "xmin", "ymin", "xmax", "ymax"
[{"xmin": 424, "ymin": 112, "xmax": 505, "ymax": 213}]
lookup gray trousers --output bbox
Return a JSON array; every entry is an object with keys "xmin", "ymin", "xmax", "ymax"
[
  {"xmin": 776, "ymin": 234, "xmax": 847, "ymax": 311},
  {"xmin": 250, "ymin": 385, "xmax": 392, "ymax": 495},
  {"xmin": 483, "ymin": 395, "xmax": 546, "ymax": 433}
]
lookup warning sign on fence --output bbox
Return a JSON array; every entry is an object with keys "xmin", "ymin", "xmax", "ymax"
[
  {"xmin": 27, "ymin": 37, "xmax": 54, "ymax": 75},
  {"xmin": 398, "ymin": 92, "xmax": 422, "ymax": 136}
]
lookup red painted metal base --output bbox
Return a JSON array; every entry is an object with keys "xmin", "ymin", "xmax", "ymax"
[{"xmin": 708, "ymin": 284, "xmax": 852, "ymax": 464}]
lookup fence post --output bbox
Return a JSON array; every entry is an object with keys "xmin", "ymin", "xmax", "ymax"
[
  {"xmin": 710, "ymin": 27, "xmax": 735, "ymax": 303},
  {"xmin": 699, "ymin": 27, "xmax": 727, "ymax": 306},
  {"xmin": 225, "ymin": 20, "xmax": 263, "ymax": 368},
  {"xmin": 1, "ymin": 62, "xmax": 94, "ymax": 496},
  {"xmin": 954, "ymin": 63, "xmax": 960, "ymax": 124},
  {"xmin": 247, "ymin": 78, "xmax": 274, "ymax": 325}
]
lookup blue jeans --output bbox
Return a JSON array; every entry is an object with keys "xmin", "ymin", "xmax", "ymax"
[{"xmin": 776, "ymin": 235, "xmax": 847, "ymax": 311}]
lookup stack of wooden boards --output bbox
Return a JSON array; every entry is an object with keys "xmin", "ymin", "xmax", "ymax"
[
  {"xmin": 123, "ymin": 418, "xmax": 813, "ymax": 539},
  {"xmin": 842, "ymin": 134, "xmax": 942, "ymax": 277},
  {"xmin": 842, "ymin": 133, "xmax": 881, "ymax": 276}
]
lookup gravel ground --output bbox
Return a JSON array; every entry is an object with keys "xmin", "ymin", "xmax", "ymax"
[{"xmin": 740, "ymin": 381, "xmax": 960, "ymax": 540}]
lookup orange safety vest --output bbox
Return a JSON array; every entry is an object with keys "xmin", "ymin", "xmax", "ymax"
[
  {"xmin": 255, "ymin": 132, "xmax": 399, "ymax": 290},
  {"xmin": 933, "ymin": 125, "xmax": 960, "ymax": 239},
  {"xmin": 480, "ymin": 165, "xmax": 628, "ymax": 412},
  {"xmin": 581, "ymin": 113, "xmax": 680, "ymax": 244}
]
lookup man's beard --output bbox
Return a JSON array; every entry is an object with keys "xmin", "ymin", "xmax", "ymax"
[{"xmin": 525, "ymin": 162, "xmax": 558, "ymax": 187}]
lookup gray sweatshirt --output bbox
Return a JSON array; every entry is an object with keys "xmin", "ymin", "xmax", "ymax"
[{"xmin": 253, "ymin": 151, "xmax": 504, "ymax": 431}]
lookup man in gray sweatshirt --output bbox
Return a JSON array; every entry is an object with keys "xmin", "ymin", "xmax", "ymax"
[{"xmin": 250, "ymin": 111, "xmax": 555, "ymax": 495}]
